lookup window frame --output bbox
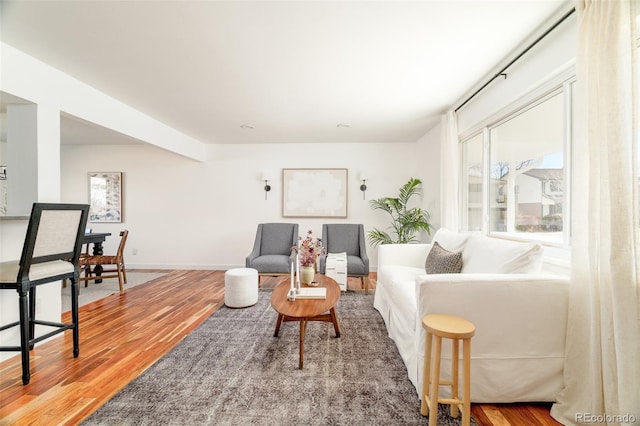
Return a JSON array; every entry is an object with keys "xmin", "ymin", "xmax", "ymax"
[{"xmin": 458, "ymin": 75, "xmax": 575, "ymax": 248}]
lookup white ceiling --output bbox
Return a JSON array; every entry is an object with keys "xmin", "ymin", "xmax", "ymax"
[{"xmin": 0, "ymin": 0, "xmax": 566, "ymax": 146}]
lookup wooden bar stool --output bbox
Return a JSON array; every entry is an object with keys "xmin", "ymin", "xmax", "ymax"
[{"xmin": 420, "ymin": 314, "xmax": 475, "ymax": 426}]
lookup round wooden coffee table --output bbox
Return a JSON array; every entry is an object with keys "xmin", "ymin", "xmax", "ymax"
[{"xmin": 271, "ymin": 274, "xmax": 341, "ymax": 369}]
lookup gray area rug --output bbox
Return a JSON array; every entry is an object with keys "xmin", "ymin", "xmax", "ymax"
[
  {"xmin": 61, "ymin": 272, "xmax": 166, "ymax": 312},
  {"xmin": 84, "ymin": 290, "xmax": 475, "ymax": 425}
]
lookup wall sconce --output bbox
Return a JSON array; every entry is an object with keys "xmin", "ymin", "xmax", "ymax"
[
  {"xmin": 359, "ymin": 175, "xmax": 367, "ymax": 200},
  {"xmin": 262, "ymin": 175, "xmax": 271, "ymax": 200}
]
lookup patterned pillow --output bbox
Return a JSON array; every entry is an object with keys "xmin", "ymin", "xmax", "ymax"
[{"xmin": 425, "ymin": 241, "xmax": 463, "ymax": 274}]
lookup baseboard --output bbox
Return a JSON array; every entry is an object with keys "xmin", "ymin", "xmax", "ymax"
[{"xmin": 127, "ymin": 263, "xmax": 378, "ymax": 272}]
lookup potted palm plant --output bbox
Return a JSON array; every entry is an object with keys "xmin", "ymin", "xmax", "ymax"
[{"xmin": 368, "ymin": 177, "xmax": 432, "ymax": 246}]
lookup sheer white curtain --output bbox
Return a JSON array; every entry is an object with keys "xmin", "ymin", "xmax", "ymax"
[
  {"xmin": 440, "ymin": 109, "xmax": 459, "ymax": 231},
  {"xmin": 551, "ymin": 1, "xmax": 640, "ymax": 425}
]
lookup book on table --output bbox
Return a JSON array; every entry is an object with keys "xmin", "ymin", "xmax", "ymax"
[{"xmin": 296, "ymin": 287, "xmax": 326, "ymax": 299}]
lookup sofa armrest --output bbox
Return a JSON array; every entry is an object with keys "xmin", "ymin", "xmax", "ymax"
[
  {"xmin": 377, "ymin": 243, "xmax": 432, "ymax": 270},
  {"xmin": 415, "ymin": 274, "xmax": 570, "ymax": 356}
]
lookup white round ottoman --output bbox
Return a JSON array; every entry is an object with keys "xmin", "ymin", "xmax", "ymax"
[{"xmin": 224, "ymin": 268, "xmax": 259, "ymax": 308}]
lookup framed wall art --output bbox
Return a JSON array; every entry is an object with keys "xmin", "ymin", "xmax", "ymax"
[
  {"xmin": 282, "ymin": 168, "xmax": 348, "ymax": 218},
  {"xmin": 88, "ymin": 172, "xmax": 122, "ymax": 223}
]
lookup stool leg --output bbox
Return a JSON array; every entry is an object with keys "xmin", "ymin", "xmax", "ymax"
[
  {"xmin": 451, "ymin": 338, "xmax": 460, "ymax": 418},
  {"xmin": 420, "ymin": 331, "xmax": 433, "ymax": 416},
  {"xmin": 429, "ymin": 335, "xmax": 442, "ymax": 426},
  {"xmin": 462, "ymin": 338, "xmax": 472, "ymax": 426}
]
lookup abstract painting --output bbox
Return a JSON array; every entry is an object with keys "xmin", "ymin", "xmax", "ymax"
[
  {"xmin": 282, "ymin": 168, "xmax": 347, "ymax": 218},
  {"xmin": 89, "ymin": 172, "xmax": 122, "ymax": 222}
]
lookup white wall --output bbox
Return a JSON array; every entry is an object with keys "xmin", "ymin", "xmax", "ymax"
[
  {"xmin": 0, "ymin": 40, "xmax": 441, "ymax": 361},
  {"xmin": 414, "ymin": 124, "xmax": 442, "ymax": 231},
  {"xmin": 1, "ymin": 43, "xmax": 206, "ymax": 162},
  {"xmin": 456, "ymin": 9, "xmax": 577, "ymax": 136},
  {"xmin": 61, "ymin": 139, "xmax": 441, "ymax": 271}
]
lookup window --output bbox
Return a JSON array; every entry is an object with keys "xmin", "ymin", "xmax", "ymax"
[{"xmin": 460, "ymin": 86, "xmax": 571, "ymax": 246}]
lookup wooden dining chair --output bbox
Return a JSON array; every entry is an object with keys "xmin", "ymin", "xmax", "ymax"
[
  {"xmin": 79, "ymin": 230, "xmax": 129, "ymax": 293},
  {"xmin": 62, "ymin": 229, "xmax": 92, "ymax": 292}
]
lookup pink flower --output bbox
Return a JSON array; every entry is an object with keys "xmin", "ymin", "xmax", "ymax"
[{"xmin": 291, "ymin": 230, "xmax": 326, "ymax": 267}]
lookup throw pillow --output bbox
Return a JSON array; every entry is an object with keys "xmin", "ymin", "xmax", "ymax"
[{"xmin": 425, "ymin": 241, "xmax": 463, "ymax": 274}]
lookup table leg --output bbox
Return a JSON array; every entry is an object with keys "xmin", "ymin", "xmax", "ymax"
[
  {"xmin": 92, "ymin": 242, "xmax": 105, "ymax": 283},
  {"xmin": 299, "ymin": 319, "xmax": 308, "ymax": 369},
  {"xmin": 330, "ymin": 307, "xmax": 341, "ymax": 338},
  {"xmin": 274, "ymin": 314, "xmax": 283, "ymax": 337}
]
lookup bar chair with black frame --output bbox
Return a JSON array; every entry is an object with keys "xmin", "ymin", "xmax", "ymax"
[{"xmin": 0, "ymin": 202, "xmax": 89, "ymax": 385}]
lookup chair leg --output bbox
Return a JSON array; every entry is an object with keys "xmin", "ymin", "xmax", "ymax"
[
  {"xmin": 28, "ymin": 286, "xmax": 37, "ymax": 350},
  {"xmin": 84, "ymin": 265, "xmax": 91, "ymax": 288},
  {"xmin": 117, "ymin": 266, "xmax": 124, "ymax": 294},
  {"xmin": 360, "ymin": 276, "xmax": 369, "ymax": 294},
  {"xmin": 71, "ymin": 277, "xmax": 80, "ymax": 358},
  {"xmin": 121, "ymin": 262, "xmax": 127, "ymax": 284},
  {"xmin": 18, "ymin": 285, "xmax": 31, "ymax": 385}
]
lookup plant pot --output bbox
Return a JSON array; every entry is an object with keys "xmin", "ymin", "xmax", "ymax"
[{"xmin": 300, "ymin": 266, "xmax": 315, "ymax": 285}]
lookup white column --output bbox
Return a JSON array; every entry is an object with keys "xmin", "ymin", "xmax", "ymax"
[
  {"xmin": 0, "ymin": 103, "xmax": 61, "ymax": 362},
  {"xmin": 36, "ymin": 103, "xmax": 61, "ymax": 202},
  {"xmin": 6, "ymin": 104, "xmax": 38, "ymax": 216},
  {"xmin": 5, "ymin": 103, "xmax": 60, "ymax": 215}
]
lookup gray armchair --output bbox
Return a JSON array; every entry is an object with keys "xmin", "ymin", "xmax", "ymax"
[
  {"xmin": 318, "ymin": 223, "xmax": 370, "ymax": 293},
  {"xmin": 246, "ymin": 223, "xmax": 298, "ymax": 284}
]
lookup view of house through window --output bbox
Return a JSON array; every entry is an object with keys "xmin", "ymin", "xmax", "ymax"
[
  {"xmin": 460, "ymin": 88, "xmax": 568, "ymax": 245},
  {"xmin": 489, "ymin": 92, "xmax": 565, "ymax": 242}
]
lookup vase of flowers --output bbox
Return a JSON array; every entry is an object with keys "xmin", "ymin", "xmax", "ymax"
[
  {"xmin": 300, "ymin": 265, "xmax": 315, "ymax": 286},
  {"xmin": 292, "ymin": 230, "xmax": 325, "ymax": 285}
]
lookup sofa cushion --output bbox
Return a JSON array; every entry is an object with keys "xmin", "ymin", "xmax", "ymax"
[
  {"xmin": 461, "ymin": 234, "xmax": 543, "ymax": 274},
  {"xmin": 432, "ymin": 228, "xmax": 470, "ymax": 252},
  {"xmin": 425, "ymin": 242, "xmax": 463, "ymax": 274}
]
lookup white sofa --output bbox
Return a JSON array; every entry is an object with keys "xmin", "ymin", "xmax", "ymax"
[{"xmin": 373, "ymin": 228, "xmax": 570, "ymax": 403}]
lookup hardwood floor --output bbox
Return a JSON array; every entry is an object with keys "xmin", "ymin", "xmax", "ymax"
[{"xmin": 0, "ymin": 270, "xmax": 560, "ymax": 425}]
